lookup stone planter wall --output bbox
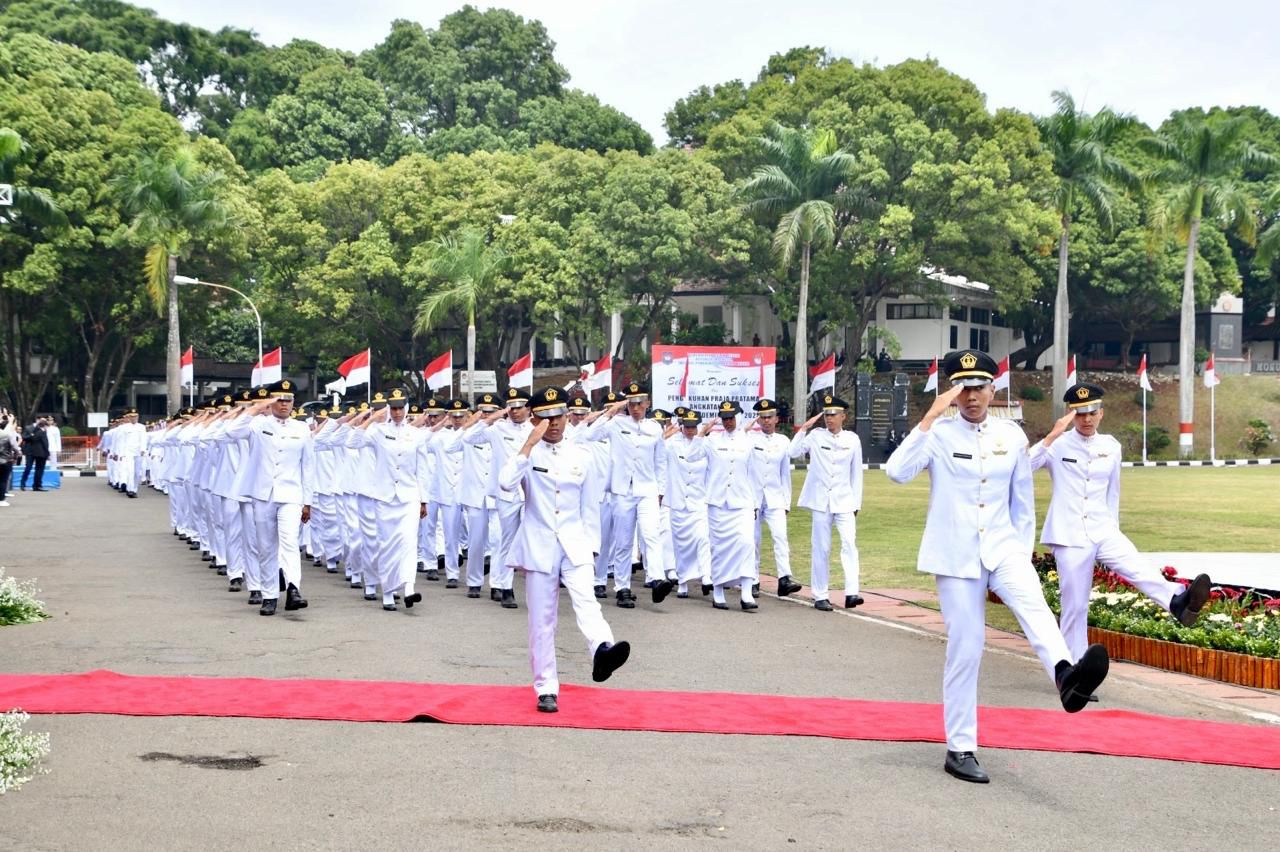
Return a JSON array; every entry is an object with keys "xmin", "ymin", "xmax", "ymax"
[{"xmin": 1088, "ymin": 627, "xmax": 1280, "ymax": 690}]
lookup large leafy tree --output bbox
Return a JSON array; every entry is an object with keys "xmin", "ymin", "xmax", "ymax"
[
  {"xmin": 0, "ymin": 128, "xmax": 66, "ymax": 229},
  {"xmin": 1140, "ymin": 114, "xmax": 1276, "ymax": 456},
  {"xmin": 111, "ymin": 146, "xmax": 233, "ymax": 413},
  {"xmin": 738, "ymin": 122, "xmax": 858, "ymax": 420},
  {"xmin": 1035, "ymin": 90, "xmax": 1137, "ymax": 414}
]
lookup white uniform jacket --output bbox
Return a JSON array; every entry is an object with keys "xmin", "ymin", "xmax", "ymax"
[
  {"xmin": 224, "ymin": 413, "xmax": 315, "ymax": 506},
  {"xmin": 463, "ymin": 418, "xmax": 532, "ymax": 503},
  {"xmin": 500, "ymin": 439, "xmax": 603, "ymax": 572},
  {"xmin": 885, "ymin": 416, "xmax": 1034, "ymax": 579},
  {"xmin": 345, "ymin": 421, "xmax": 429, "ymax": 505},
  {"xmin": 604, "ymin": 415, "xmax": 666, "ymax": 498},
  {"xmin": 1029, "ymin": 430, "xmax": 1123, "ymax": 548},
  {"xmin": 426, "ymin": 428, "xmax": 465, "ymax": 506},
  {"xmin": 664, "ymin": 433, "xmax": 709, "ymax": 511},
  {"xmin": 750, "ymin": 432, "xmax": 793, "ymax": 510},
  {"xmin": 688, "ymin": 428, "xmax": 756, "ymax": 509},
  {"xmin": 789, "ymin": 427, "xmax": 864, "ymax": 514}
]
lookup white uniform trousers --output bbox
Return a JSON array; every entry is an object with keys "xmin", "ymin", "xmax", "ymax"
[
  {"xmin": 219, "ymin": 496, "xmax": 243, "ymax": 577},
  {"xmin": 706, "ymin": 504, "xmax": 755, "ymax": 588},
  {"xmin": 238, "ymin": 500, "xmax": 260, "ymax": 591},
  {"xmin": 179, "ymin": 481, "xmax": 197, "ymax": 539},
  {"xmin": 418, "ymin": 502, "xmax": 441, "ymax": 563},
  {"xmin": 1053, "ymin": 534, "xmax": 1180, "ymax": 661},
  {"xmin": 439, "ymin": 504, "xmax": 463, "ymax": 580},
  {"xmin": 168, "ymin": 482, "xmax": 185, "ymax": 534},
  {"xmin": 120, "ymin": 453, "xmax": 139, "ymax": 494},
  {"xmin": 755, "ymin": 505, "xmax": 793, "ymax": 580},
  {"xmin": 133, "ymin": 456, "xmax": 145, "ymax": 489},
  {"xmin": 312, "ymin": 493, "xmax": 340, "ymax": 567},
  {"xmin": 253, "ymin": 499, "xmax": 303, "ymax": 600},
  {"xmin": 463, "ymin": 504, "xmax": 490, "ymax": 588},
  {"xmin": 357, "ymin": 495, "xmax": 380, "ymax": 591},
  {"xmin": 670, "ymin": 501, "xmax": 711, "ymax": 585},
  {"xmin": 491, "ymin": 500, "xmax": 522, "ymax": 591},
  {"xmin": 593, "ymin": 495, "xmax": 617, "ymax": 586},
  {"xmin": 375, "ymin": 498, "xmax": 420, "ymax": 596},
  {"xmin": 195, "ymin": 487, "xmax": 212, "ymax": 551},
  {"xmin": 809, "ymin": 510, "xmax": 859, "ymax": 599},
  {"xmin": 338, "ymin": 494, "xmax": 362, "ymax": 580},
  {"xmin": 935, "ymin": 557, "xmax": 1072, "ymax": 752},
  {"xmin": 661, "ymin": 503, "xmax": 676, "ymax": 582},
  {"xmin": 609, "ymin": 493, "xmax": 666, "ymax": 589},
  {"xmin": 525, "ymin": 552, "xmax": 615, "ymax": 697}
]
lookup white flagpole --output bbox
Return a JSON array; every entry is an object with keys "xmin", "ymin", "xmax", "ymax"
[
  {"xmin": 1210, "ymin": 382, "xmax": 1216, "ymax": 463},
  {"xmin": 529, "ymin": 342, "xmax": 534, "ymax": 391},
  {"xmin": 1142, "ymin": 387, "xmax": 1148, "ymax": 464},
  {"xmin": 366, "ymin": 349, "xmax": 372, "ymax": 405}
]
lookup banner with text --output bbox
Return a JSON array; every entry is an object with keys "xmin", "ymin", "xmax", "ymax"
[{"xmin": 651, "ymin": 345, "xmax": 776, "ymax": 421}]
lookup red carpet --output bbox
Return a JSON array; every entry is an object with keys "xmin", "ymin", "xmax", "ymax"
[{"xmin": 2, "ymin": 670, "xmax": 1277, "ymax": 770}]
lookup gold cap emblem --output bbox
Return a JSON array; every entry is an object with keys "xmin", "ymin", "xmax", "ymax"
[
  {"xmin": 1076, "ymin": 387, "xmax": 1089, "ymax": 400},
  {"xmin": 547, "ymin": 388, "xmax": 559, "ymax": 401},
  {"xmin": 959, "ymin": 352, "xmax": 977, "ymax": 370}
]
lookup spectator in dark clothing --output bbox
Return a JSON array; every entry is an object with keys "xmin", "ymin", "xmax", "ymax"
[
  {"xmin": 0, "ymin": 413, "xmax": 20, "ymax": 505},
  {"xmin": 19, "ymin": 418, "xmax": 50, "ymax": 491}
]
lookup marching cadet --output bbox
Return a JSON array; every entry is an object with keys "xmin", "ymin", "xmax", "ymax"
[
  {"xmin": 224, "ymin": 379, "xmax": 314, "ymax": 616},
  {"xmin": 692, "ymin": 400, "xmax": 760, "ymax": 611},
  {"xmin": 599, "ymin": 382, "xmax": 674, "ymax": 607},
  {"xmin": 308, "ymin": 405, "xmax": 344, "ymax": 575},
  {"xmin": 649, "ymin": 408, "xmax": 678, "ymax": 588},
  {"xmin": 343, "ymin": 389, "xmax": 429, "ymax": 611},
  {"xmin": 500, "ymin": 386, "xmax": 630, "ymax": 713},
  {"xmin": 1032, "ymin": 383, "xmax": 1211, "ymax": 659},
  {"xmin": 458, "ymin": 393, "xmax": 502, "ymax": 596},
  {"xmin": 569, "ymin": 391, "xmax": 621, "ymax": 599},
  {"xmin": 463, "ymin": 387, "xmax": 534, "ymax": 608},
  {"xmin": 662, "ymin": 408, "xmax": 712, "ymax": 597},
  {"xmin": 416, "ymin": 397, "xmax": 448, "ymax": 581},
  {"xmin": 430, "ymin": 399, "xmax": 469, "ymax": 589},
  {"xmin": 314, "ymin": 401, "xmax": 366, "ymax": 591},
  {"xmin": 201, "ymin": 393, "xmax": 242, "ymax": 579},
  {"xmin": 749, "ymin": 399, "xmax": 802, "ymax": 597},
  {"xmin": 789, "ymin": 395, "xmax": 864, "ymax": 611},
  {"xmin": 885, "ymin": 350, "xmax": 1109, "ymax": 784},
  {"xmin": 116, "ymin": 409, "xmax": 147, "ymax": 498}
]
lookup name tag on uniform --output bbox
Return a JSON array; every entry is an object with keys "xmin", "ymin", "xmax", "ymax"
[
  {"xmin": 263, "ymin": 431, "xmax": 274, "ymax": 436},
  {"xmin": 620, "ymin": 429, "xmax": 632, "ymax": 435},
  {"xmin": 821, "ymin": 445, "xmax": 832, "ymax": 450},
  {"xmin": 753, "ymin": 446, "xmax": 764, "ymax": 452},
  {"xmin": 952, "ymin": 452, "xmax": 972, "ymax": 459},
  {"xmin": 503, "ymin": 436, "xmax": 516, "ymax": 442},
  {"xmin": 386, "ymin": 436, "xmax": 397, "ymax": 441},
  {"xmin": 1063, "ymin": 457, "xmax": 1078, "ymax": 463},
  {"xmin": 533, "ymin": 466, "xmax": 549, "ymax": 473}
]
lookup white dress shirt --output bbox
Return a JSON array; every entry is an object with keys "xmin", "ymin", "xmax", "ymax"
[
  {"xmin": 224, "ymin": 413, "xmax": 316, "ymax": 506},
  {"xmin": 501, "ymin": 438, "xmax": 602, "ymax": 572},
  {"xmin": 750, "ymin": 431, "xmax": 793, "ymax": 510},
  {"xmin": 345, "ymin": 420, "xmax": 429, "ymax": 505},
  {"xmin": 604, "ymin": 415, "xmax": 666, "ymax": 497},
  {"xmin": 1030, "ymin": 430, "xmax": 1123, "ymax": 548},
  {"xmin": 463, "ymin": 417, "xmax": 533, "ymax": 503},
  {"xmin": 789, "ymin": 427, "xmax": 864, "ymax": 514},
  {"xmin": 689, "ymin": 427, "xmax": 756, "ymax": 509},
  {"xmin": 664, "ymin": 433, "xmax": 708, "ymax": 510}
]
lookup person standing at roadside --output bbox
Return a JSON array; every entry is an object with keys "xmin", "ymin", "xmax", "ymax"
[{"xmin": 18, "ymin": 417, "xmax": 49, "ymax": 491}]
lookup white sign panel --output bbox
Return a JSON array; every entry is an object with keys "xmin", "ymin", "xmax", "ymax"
[
  {"xmin": 87, "ymin": 412, "xmax": 109, "ymax": 428},
  {"xmin": 651, "ymin": 345, "xmax": 777, "ymax": 422},
  {"xmin": 458, "ymin": 370, "xmax": 498, "ymax": 393}
]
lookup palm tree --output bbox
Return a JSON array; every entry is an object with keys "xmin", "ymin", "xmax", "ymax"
[
  {"xmin": 1258, "ymin": 185, "xmax": 1280, "ymax": 266},
  {"xmin": 111, "ymin": 147, "xmax": 230, "ymax": 413},
  {"xmin": 0, "ymin": 128, "xmax": 67, "ymax": 229},
  {"xmin": 1140, "ymin": 115, "xmax": 1277, "ymax": 456},
  {"xmin": 1035, "ymin": 92, "xmax": 1138, "ymax": 416},
  {"xmin": 413, "ymin": 227, "xmax": 510, "ymax": 404},
  {"xmin": 738, "ymin": 122, "xmax": 857, "ymax": 422}
]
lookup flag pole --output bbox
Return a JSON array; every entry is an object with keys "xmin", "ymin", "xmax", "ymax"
[
  {"xmin": 366, "ymin": 349, "xmax": 371, "ymax": 405},
  {"xmin": 1210, "ymin": 382, "xmax": 1216, "ymax": 463},
  {"xmin": 1141, "ymin": 386, "xmax": 1148, "ymax": 465},
  {"xmin": 934, "ymin": 355, "xmax": 938, "ymax": 397}
]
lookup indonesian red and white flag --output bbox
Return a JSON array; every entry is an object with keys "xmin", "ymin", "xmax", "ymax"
[
  {"xmin": 508, "ymin": 351, "xmax": 533, "ymax": 389},
  {"xmin": 586, "ymin": 354, "xmax": 612, "ymax": 391},
  {"xmin": 1137, "ymin": 354, "xmax": 1152, "ymax": 392},
  {"xmin": 1203, "ymin": 353, "xmax": 1220, "ymax": 388},
  {"xmin": 251, "ymin": 347, "xmax": 282, "ymax": 386},
  {"xmin": 923, "ymin": 357, "xmax": 938, "ymax": 393},
  {"xmin": 180, "ymin": 346, "xmax": 194, "ymax": 388},
  {"xmin": 992, "ymin": 356, "xmax": 1010, "ymax": 392},
  {"xmin": 1066, "ymin": 354, "xmax": 1077, "ymax": 387},
  {"xmin": 808, "ymin": 352, "xmax": 837, "ymax": 395},
  {"xmin": 338, "ymin": 349, "xmax": 370, "ymax": 388},
  {"xmin": 423, "ymin": 351, "xmax": 453, "ymax": 391}
]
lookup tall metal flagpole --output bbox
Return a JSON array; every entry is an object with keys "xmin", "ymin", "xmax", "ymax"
[
  {"xmin": 1142, "ymin": 387, "xmax": 1148, "ymax": 464},
  {"xmin": 1210, "ymin": 382, "xmax": 1216, "ymax": 463},
  {"xmin": 366, "ymin": 348, "xmax": 371, "ymax": 405}
]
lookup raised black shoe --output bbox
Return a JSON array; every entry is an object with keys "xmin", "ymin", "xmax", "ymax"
[
  {"xmin": 445, "ymin": 578, "xmax": 458, "ymax": 589},
  {"xmin": 651, "ymin": 579, "xmax": 674, "ymax": 604},
  {"xmin": 284, "ymin": 584, "xmax": 308, "ymax": 611},
  {"xmin": 1170, "ymin": 573, "xmax": 1212, "ymax": 627},
  {"xmin": 417, "ymin": 561, "xmax": 428, "ymax": 574},
  {"xmin": 490, "ymin": 588, "xmax": 501, "ymax": 601},
  {"xmin": 536, "ymin": 694, "xmax": 558, "ymax": 713},
  {"xmin": 466, "ymin": 586, "xmax": 482, "ymax": 599},
  {"xmin": 383, "ymin": 602, "xmax": 397, "ymax": 611},
  {"xmin": 701, "ymin": 583, "xmax": 713, "ymax": 596},
  {"xmin": 814, "ymin": 599, "xmax": 834, "ymax": 612},
  {"xmin": 1056, "ymin": 644, "xmax": 1109, "ymax": 713},
  {"xmin": 500, "ymin": 589, "xmax": 518, "ymax": 609},
  {"xmin": 437, "ymin": 555, "xmax": 446, "ymax": 572},
  {"xmin": 364, "ymin": 591, "xmax": 378, "ymax": 601},
  {"xmin": 593, "ymin": 584, "xmax": 607, "ymax": 599},
  {"xmin": 752, "ymin": 583, "xmax": 760, "ymax": 596},
  {"xmin": 404, "ymin": 591, "xmax": 422, "ymax": 609},
  {"xmin": 247, "ymin": 590, "xmax": 263, "ymax": 606},
  {"xmin": 592, "ymin": 640, "xmax": 631, "ymax": 683},
  {"xmin": 259, "ymin": 597, "xmax": 277, "ymax": 616},
  {"xmin": 741, "ymin": 600, "xmax": 759, "ymax": 612},
  {"xmin": 944, "ymin": 750, "xmax": 989, "ymax": 783},
  {"xmin": 615, "ymin": 589, "xmax": 636, "ymax": 609},
  {"xmin": 777, "ymin": 576, "xmax": 803, "ymax": 597},
  {"xmin": 425, "ymin": 568, "xmax": 440, "ymax": 581},
  {"xmin": 845, "ymin": 594, "xmax": 865, "ymax": 609},
  {"xmin": 228, "ymin": 577, "xmax": 244, "ymax": 593},
  {"xmin": 712, "ymin": 601, "xmax": 729, "ymax": 610}
]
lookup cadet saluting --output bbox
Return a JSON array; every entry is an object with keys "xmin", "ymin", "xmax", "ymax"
[{"xmin": 885, "ymin": 351, "xmax": 1109, "ymax": 784}]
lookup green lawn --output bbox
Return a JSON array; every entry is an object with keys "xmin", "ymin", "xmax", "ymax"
[{"xmin": 761, "ymin": 466, "xmax": 1278, "ymax": 594}]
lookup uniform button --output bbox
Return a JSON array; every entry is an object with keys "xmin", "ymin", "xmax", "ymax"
[
  {"xmin": 978, "ymin": 503, "xmax": 985, "ymax": 508},
  {"xmin": 978, "ymin": 527, "xmax": 985, "ymax": 533},
  {"xmin": 980, "ymin": 478, "xmax": 987, "ymax": 484}
]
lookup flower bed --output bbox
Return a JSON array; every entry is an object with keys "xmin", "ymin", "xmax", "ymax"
[{"xmin": 0, "ymin": 568, "xmax": 48, "ymax": 627}]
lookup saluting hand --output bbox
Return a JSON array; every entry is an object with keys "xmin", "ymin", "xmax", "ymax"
[
  {"xmin": 1042, "ymin": 411, "xmax": 1076, "ymax": 446},
  {"xmin": 801, "ymin": 412, "xmax": 823, "ymax": 432},
  {"xmin": 521, "ymin": 418, "xmax": 549, "ymax": 455},
  {"xmin": 922, "ymin": 385, "xmax": 963, "ymax": 427},
  {"xmin": 662, "ymin": 424, "xmax": 679, "ymax": 440}
]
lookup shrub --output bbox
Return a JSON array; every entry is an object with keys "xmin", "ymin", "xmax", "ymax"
[
  {"xmin": 0, "ymin": 710, "xmax": 50, "ymax": 794},
  {"xmin": 1147, "ymin": 425, "xmax": 1171, "ymax": 454},
  {"xmin": 1018, "ymin": 385, "xmax": 1044, "ymax": 401},
  {"xmin": 1132, "ymin": 390, "xmax": 1153, "ymax": 410},
  {"xmin": 1241, "ymin": 419, "xmax": 1275, "ymax": 456},
  {"xmin": 0, "ymin": 569, "xmax": 47, "ymax": 626},
  {"xmin": 58, "ymin": 425, "xmax": 78, "ymax": 437}
]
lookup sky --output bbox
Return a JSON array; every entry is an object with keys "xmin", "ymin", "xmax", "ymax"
[{"xmin": 140, "ymin": 0, "xmax": 1280, "ymax": 144}]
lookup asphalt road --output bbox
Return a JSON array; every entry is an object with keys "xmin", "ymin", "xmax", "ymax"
[{"xmin": 1, "ymin": 480, "xmax": 1277, "ymax": 851}]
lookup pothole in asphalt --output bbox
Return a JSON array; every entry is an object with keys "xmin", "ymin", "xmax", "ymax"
[{"xmin": 139, "ymin": 751, "xmax": 265, "ymax": 770}]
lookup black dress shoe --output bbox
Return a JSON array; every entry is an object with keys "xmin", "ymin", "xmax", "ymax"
[
  {"xmin": 247, "ymin": 591, "xmax": 263, "ymax": 606},
  {"xmin": 216, "ymin": 566, "xmax": 227, "ymax": 576},
  {"xmin": 536, "ymin": 694, "xmax": 558, "ymax": 713},
  {"xmin": 467, "ymin": 586, "xmax": 481, "ymax": 598},
  {"xmin": 500, "ymin": 589, "xmax": 518, "ymax": 609},
  {"xmin": 312, "ymin": 557, "xmax": 322, "ymax": 567},
  {"xmin": 417, "ymin": 561, "xmax": 428, "ymax": 573},
  {"xmin": 445, "ymin": 578, "xmax": 458, "ymax": 589},
  {"xmin": 814, "ymin": 599, "xmax": 834, "ymax": 611},
  {"xmin": 127, "ymin": 491, "xmax": 137, "ymax": 499},
  {"xmin": 741, "ymin": 600, "xmax": 759, "ymax": 612},
  {"xmin": 701, "ymin": 583, "xmax": 713, "ymax": 596},
  {"xmin": 278, "ymin": 571, "xmax": 287, "ymax": 592},
  {"xmin": 845, "ymin": 594, "xmax": 864, "ymax": 609},
  {"xmin": 777, "ymin": 576, "xmax": 803, "ymax": 596},
  {"xmin": 425, "ymin": 569, "xmax": 440, "ymax": 581},
  {"xmin": 188, "ymin": 543, "xmax": 200, "ymax": 550},
  {"xmin": 651, "ymin": 579, "xmax": 674, "ymax": 604},
  {"xmin": 615, "ymin": 589, "xmax": 635, "ymax": 609},
  {"xmin": 676, "ymin": 592, "xmax": 689, "ymax": 599},
  {"xmin": 1170, "ymin": 573, "xmax": 1211, "ymax": 627},
  {"xmin": 383, "ymin": 603, "xmax": 397, "ymax": 611},
  {"xmin": 592, "ymin": 640, "xmax": 631, "ymax": 682},
  {"xmin": 752, "ymin": 582, "xmax": 760, "ymax": 596},
  {"xmin": 712, "ymin": 601, "xmax": 729, "ymax": 610},
  {"xmin": 483, "ymin": 556, "xmax": 491, "ymax": 574},
  {"xmin": 490, "ymin": 588, "xmax": 501, "ymax": 601},
  {"xmin": 228, "ymin": 577, "xmax": 244, "ymax": 592},
  {"xmin": 364, "ymin": 592, "xmax": 378, "ymax": 601},
  {"xmin": 1056, "ymin": 644, "xmax": 1109, "ymax": 712},
  {"xmin": 201, "ymin": 552, "xmax": 212, "ymax": 561},
  {"xmin": 944, "ymin": 750, "xmax": 989, "ymax": 783},
  {"xmin": 326, "ymin": 564, "xmax": 339, "ymax": 573},
  {"xmin": 405, "ymin": 592, "xmax": 422, "ymax": 608},
  {"xmin": 437, "ymin": 555, "xmax": 446, "ymax": 572},
  {"xmin": 284, "ymin": 584, "xmax": 308, "ymax": 611},
  {"xmin": 259, "ymin": 598, "xmax": 277, "ymax": 616},
  {"xmin": 593, "ymin": 584, "xmax": 607, "ymax": 599}
]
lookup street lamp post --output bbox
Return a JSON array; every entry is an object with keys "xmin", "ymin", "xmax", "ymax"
[{"xmin": 173, "ymin": 275, "xmax": 264, "ymax": 382}]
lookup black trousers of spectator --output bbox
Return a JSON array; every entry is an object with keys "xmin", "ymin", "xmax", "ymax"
[
  {"xmin": 19, "ymin": 456, "xmax": 46, "ymax": 489},
  {"xmin": 0, "ymin": 462, "xmax": 11, "ymax": 500}
]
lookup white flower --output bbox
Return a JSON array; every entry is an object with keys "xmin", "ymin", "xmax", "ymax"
[
  {"xmin": 0, "ymin": 709, "xmax": 51, "ymax": 794},
  {"xmin": 1207, "ymin": 613, "xmax": 1234, "ymax": 625}
]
